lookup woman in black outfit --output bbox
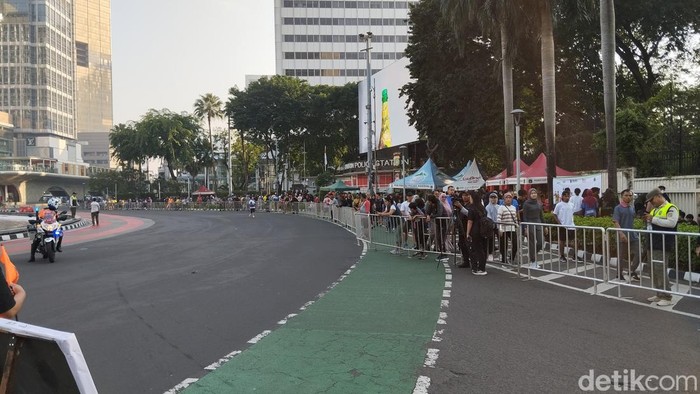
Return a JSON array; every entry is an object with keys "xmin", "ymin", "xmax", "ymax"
[{"xmin": 465, "ymin": 190, "xmax": 488, "ymax": 275}]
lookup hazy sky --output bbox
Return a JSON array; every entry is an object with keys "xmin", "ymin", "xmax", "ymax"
[{"xmin": 111, "ymin": 0, "xmax": 275, "ymax": 126}]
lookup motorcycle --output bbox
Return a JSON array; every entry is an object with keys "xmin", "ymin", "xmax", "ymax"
[{"xmin": 27, "ymin": 210, "xmax": 67, "ymax": 263}]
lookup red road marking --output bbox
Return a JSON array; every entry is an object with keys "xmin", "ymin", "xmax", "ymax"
[{"xmin": 1, "ymin": 214, "xmax": 150, "ymax": 257}]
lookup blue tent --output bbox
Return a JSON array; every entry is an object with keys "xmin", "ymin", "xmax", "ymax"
[{"xmin": 390, "ymin": 158, "xmax": 454, "ymax": 190}]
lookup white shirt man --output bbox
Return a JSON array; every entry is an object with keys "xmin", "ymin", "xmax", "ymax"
[
  {"xmin": 553, "ymin": 191, "xmax": 576, "ymax": 262},
  {"xmin": 400, "ymin": 194, "xmax": 412, "ymax": 218},
  {"xmin": 570, "ymin": 188, "xmax": 583, "ymax": 215},
  {"xmin": 90, "ymin": 199, "xmax": 101, "ymax": 226}
]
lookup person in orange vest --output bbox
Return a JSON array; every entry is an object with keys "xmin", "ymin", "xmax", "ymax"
[
  {"xmin": 0, "ymin": 246, "xmax": 26, "ymax": 319},
  {"xmin": 29, "ymin": 197, "xmax": 64, "ymax": 262}
]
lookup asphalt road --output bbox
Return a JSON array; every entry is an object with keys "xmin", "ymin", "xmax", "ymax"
[{"xmin": 10, "ymin": 210, "xmax": 362, "ymax": 393}]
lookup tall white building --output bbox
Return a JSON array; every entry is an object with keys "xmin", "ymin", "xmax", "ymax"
[{"xmin": 274, "ymin": 0, "xmax": 418, "ymax": 86}]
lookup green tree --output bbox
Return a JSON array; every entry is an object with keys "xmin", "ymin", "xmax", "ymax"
[
  {"xmin": 441, "ymin": 0, "xmax": 523, "ymax": 174},
  {"xmin": 403, "ymin": 0, "xmax": 504, "ymax": 173},
  {"xmin": 227, "ymin": 76, "xmax": 310, "ymax": 192},
  {"xmin": 109, "ymin": 122, "xmax": 150, "ymax": 170},
  {"xmin": 193, "ymin": 93, "xmax": 224, "ymax": 187},
  {"xmin": 136, "ymin": 109, "xmax": 201, "ymax": 179}
]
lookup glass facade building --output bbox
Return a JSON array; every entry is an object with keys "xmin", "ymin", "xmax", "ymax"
[
  {"xmin": 0, "ymin": 0, "xmax": 112, "ymax": 168},
  {"xmin": 274, "ymin": 0, "xmax": 418, "ymax": 86},
  {"xmin": 74, "ymin": 0, "xmax": 113, "ymax": 168},
  {"xmin": 0, "ymin": 0, "xmax": 76, "ymax": 139}
]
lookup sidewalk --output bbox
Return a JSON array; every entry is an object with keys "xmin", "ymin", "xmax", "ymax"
[{"xmin": 183, "ymin": 246, "xmax": 446, "ymax": 393}]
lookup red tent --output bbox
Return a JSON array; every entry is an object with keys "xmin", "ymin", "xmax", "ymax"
[
  {"xmin": 513, "ymin": 153, "xmax": 575, "ymax": 185},
  {"xmin": 485, "ymin": 159, "xmax": 530, "ymax": 187},
  {"xmin": 192, "ymin": 185, "xmax": 215, "ymax": 196}
]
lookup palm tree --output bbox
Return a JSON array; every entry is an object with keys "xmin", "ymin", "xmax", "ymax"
[
  {"xmin": 193, "ymin": 93, "xmax": 224, "ymax": 188},
  {"xmin": 526, "ymin": 0, "xmax": 593, "ymax": 193},
  {"xmin": 441, "ymin": 0, "xmax": 521, "ymax": 175},
  {"xmin": 537, "ymin": 0, "xmax": 557, "ymax": 194},
  {"xmin": 600, "ymin": 0, "xmax": 617, "ymax": 192}
]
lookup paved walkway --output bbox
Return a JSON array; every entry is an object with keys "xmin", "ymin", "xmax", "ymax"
[
  {"xmin": 174, "ymin": 238, "xmax": 700, "ymax": 393},
  {"xmin": 183, "ymin": 246, "xmax": 446, "ymax": 393}
]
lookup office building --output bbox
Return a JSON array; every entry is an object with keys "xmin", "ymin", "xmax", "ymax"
[
  {"xmin": 274, "ymin": 0, "xmax": 418, "ymax": 86},
  {"xmin": 74, "ymin": 0, "xmax": 114, "ymax": 169},
  {"xmin": 0, "ymin": 0, "xmax": 113, "ymax": 171}
]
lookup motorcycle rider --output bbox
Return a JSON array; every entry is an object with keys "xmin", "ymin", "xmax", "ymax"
[{"xmin": 29, "ymin": 197, "xmax": 64, "ymax": 262}]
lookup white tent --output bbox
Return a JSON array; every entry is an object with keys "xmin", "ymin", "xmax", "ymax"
[{"xmin": 447, "ymin": 159, "xmax": 485, "ymax": 191}]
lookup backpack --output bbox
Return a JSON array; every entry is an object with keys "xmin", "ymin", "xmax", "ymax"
[{"xmin": 479, "ymin": 212, "xmax": 495, "ymax": 239}]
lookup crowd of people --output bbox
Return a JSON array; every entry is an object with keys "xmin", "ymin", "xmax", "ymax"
[{"xmin": 336, "ymin": 185, "xmax": 699, "ymax": 303}]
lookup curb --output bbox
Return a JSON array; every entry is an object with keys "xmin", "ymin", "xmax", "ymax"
[{"xmin": 0, "ymin": 218, "xmax": 91, "ymax": 241}]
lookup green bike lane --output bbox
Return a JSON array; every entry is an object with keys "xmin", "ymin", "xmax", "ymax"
[{"xmin": 184, "ymin": 246, "xmax": 446, "ymax": 393}]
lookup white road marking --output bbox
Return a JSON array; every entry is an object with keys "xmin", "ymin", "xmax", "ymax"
[
  {"xmin": 423, "ymin": 348, "xmax": 439, "ymax": 367},
  {"xmin": 163, "ymin": 378, "xmax": 198, "ymax": 394},
  {"xmin": 247, "ymin": 330, "xmax": 271, "ymax": 344},
  {"xmin": 413, "ymin": 376, "xmax": 431, "ymax": 394}
]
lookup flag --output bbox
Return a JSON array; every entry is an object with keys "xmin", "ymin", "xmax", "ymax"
[
  {"xmin": 324, "ymin": 146, "xmax": 328, "ymax": 170},
  {"xmin": 0, "ymin": 245, "xmax": 19, "ymax": 285}
]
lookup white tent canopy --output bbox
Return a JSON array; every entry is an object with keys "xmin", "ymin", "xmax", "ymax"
[{"xmin": 448, "ymin": 158, "xmax": 485, "ymax": 191}]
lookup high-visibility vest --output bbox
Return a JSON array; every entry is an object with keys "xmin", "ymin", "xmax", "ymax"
[
  {"xmin": 649, "ymin": 202, "xmax": 678, "ymax": 250},
  {"xmin": 0, "ymin": 245, "xmax": 19, "ymax": 285}
]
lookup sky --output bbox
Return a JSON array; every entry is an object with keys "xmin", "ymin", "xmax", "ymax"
[{"xmin": 111, "ymin": 0, "xmax": 276, "ymax": 127}]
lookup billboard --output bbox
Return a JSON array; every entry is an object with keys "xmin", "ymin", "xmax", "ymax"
[{"xmin": 358, "ymin": 57, "xmax": 419, "ymax": 154}]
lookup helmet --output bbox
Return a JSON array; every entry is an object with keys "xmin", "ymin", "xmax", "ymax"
[{"xmin": 47, "ymin": 197, "xmax": 61, "ymax": 209}]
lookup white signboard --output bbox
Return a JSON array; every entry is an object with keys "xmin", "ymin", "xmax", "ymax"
[
  {"xmin": 358, "ymin": 57, "xmax": 418, "ymax": 154},
  {"xmin": 553, "ymin": 174, "xmax": 603, "ymax": 202}
]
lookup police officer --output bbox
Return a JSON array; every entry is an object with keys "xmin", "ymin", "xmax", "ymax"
[
  {"xmin": 70, "ymin": 192, "xmax": 78, "ymax": 218},
  {"xmin": 29, "ymin": 197, "xmax": 64, "ymax": 262},
  {"xmin": 643, "ymin": 188, "xmax": 679, "ymax": 307}
]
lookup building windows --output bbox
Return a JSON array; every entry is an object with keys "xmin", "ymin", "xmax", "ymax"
[
  {"xmin": 76, "ymin": 41, "xmax": 89, "ymax": 67},
  {"xmin": 285, "ymin": 51, "xmax": 393, "ymax": 60},
  {"xmin": 283, "ymin": 0, "xmax": 416, "ymax": 8},
  {"xmin": 281, "ymin": 17, "xmax": 407, "ymax": 26}
]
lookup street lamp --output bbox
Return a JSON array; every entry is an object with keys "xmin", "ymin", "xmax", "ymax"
[
  {"xmin": 399, "ymin": 145, "xmax": 407, "ymax": 201},
  {"xmin": 359, "ymin": 31, "xmax": 374, "ymax": 194},
  {"xmin": 511, "ymin": 109, "xmax": 525, "ymax": 194},
  {"xmin": 228, "ymin": 116, "xmax": 233, "ymax": 197}
]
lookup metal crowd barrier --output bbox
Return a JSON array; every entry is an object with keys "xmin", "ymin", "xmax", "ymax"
[
  {"xmin": 95, "ymin": 199, "xmax": 700, "ymax": 301},
  {"xmin": 606, "ymin": 227, "xmax": 699, "ymax": 300}
]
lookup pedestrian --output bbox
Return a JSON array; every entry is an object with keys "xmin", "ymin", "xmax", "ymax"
[
  {"xmin": 612, "ymin": 189, "xmax": 641, "ymax": 281},
  {"xmin": 378, "ymin": 195, "xmax": 402, "ymax": 254},
  {"xmin": 453, "ymin": 192, "xmax": 471, "ymax": 268},
  {"xmin": 570, "ymin": 188, "xmax": 583, "ymax": 215},
  {"xmin": 425, "ymin": 194, "xmax": 448, "ymax": 262},
  {"xmin": 552, "ymin": 190, "xmax": 576, "ymax": 263},
  {"xmin": 445, "ymin": 185, "xmax": 455, "ymax": 208},
  {"xmin": 465, "ymin": 190, "xmax": 487, "ymax": 275},
  {"xmin": 407, "ymin": 202, "xmax": 427, "ymax": 259},
  {"xmin": 248, "ymin": 196, "xmax": 256, "ymax": 217},
  {"xmin": 497, "ymin": 192, "xmax": 519, "ymax": 265},
  {"xmin": 522, "ymin": 188, "xmax": 546, "ymax": 269},
  {"xmin": 658, "ymin": 185, "xmax": 671, "ymax": 202},
  {"xmin": 399, "ymin": 192, "xmax": 413, "ymax": 249},
  {"xmin": 90, "ymin": 197, "xmax": 100, "ymax": 226},
  {"xmin": 485, "ymin": 192, "xmax": 499, "ymax": 262},
  {"xmin": 581, "ymin": 189, "xmax": 598, "ymax": 217},
  {"xmin": 643, "ymin": 188, "xmax": 679, "ymax": 307},
  {"xmin": 70, "ymin": 192, "xmax": 78, "ymax": 218}
]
